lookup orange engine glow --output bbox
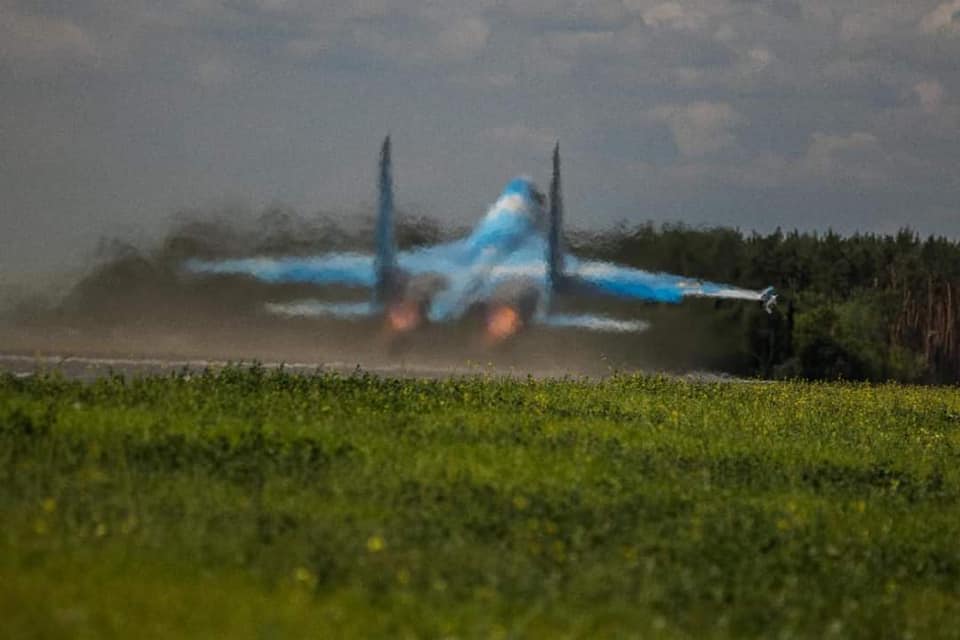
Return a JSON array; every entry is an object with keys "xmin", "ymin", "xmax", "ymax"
[
  {"xmin": 386, "ymin": 300, "xmax": 422, "ymax": 333},
  {"xmin": 486, "ymin": 305, "xmax": 523, "ymax": 343}
]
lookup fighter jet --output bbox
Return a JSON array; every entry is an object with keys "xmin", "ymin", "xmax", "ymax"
[{"xmin": 185, "ymin": 137, "xmax": 776, "ymax": 342}]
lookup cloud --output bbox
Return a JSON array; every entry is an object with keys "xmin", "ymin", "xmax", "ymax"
[
  {"xmin": 628, "ymin": 127, "xmax": 908, "ymax": 193},
  {"xmin": 651, "ymin": 102, "xmax": 742, "ymax": 157},
  {"xmin": 801, "ymin": 132, "xmax": 890, "ymax": 186},
  {"xmin": 484, "ymin": 124, "xmax": 557, "ymax": 148},
  {"xmin": 914, "ymin": 80, "xmax": 945, "ymax": 113},
  {"xmin": 746, "ymin": 46, "xmax": 773, "ymax": 70},
  {"xmin": 628, "ymin": 152, "xmax": 791, "ymax": 191},
  {"xmin": 640, "ymin": 2, "xmax": 708, "ymax": 31},
  {"xmin": 345, "ymin": 8, "xmax": 494, "ymax": 66},
  {"xmin": 0, "ymin": 8, "xmax": 98, "ymax": 69},
  {"xmin": 839, "ymin": 6, "xmax": 913, "ymax": 40},
  {"xmin": 286, "ymin": 37, "xmax": 329, "ymax": 59},
  {"xmin": 194, "ymin": 56, "xmax": 239, "ymax": 86},
  {"xmin": 541, "ymin": 29, "xmax": 617, "ymax": 58},
  {"xmin": 921, "ymin": 1, "xmax": 960, "ymax": 33},
  {"xmin": 436, "ymin": 18, "xmax": 491, "ymax": 59},
  {"xmin": 499, "ymin": 0, "xmax": 629, "ymax": 27},
  {"xmin": 5, "ymin": 0, "xmax": 960, "ymax": 275}
]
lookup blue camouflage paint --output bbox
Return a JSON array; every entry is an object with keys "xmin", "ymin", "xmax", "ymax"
[{"xmin": 184, "ymin": 176, "xmax": 770, "ymax": 328}]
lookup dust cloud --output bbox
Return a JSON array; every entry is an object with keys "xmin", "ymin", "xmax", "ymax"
[{"xmin": 1, "ymin": 207, "xmax": 739, "ymax": 378}]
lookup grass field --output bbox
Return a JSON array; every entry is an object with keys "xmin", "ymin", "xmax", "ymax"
[{"xmin": 2, "ymin": 368, "xmax": 959, "ymax": 638}]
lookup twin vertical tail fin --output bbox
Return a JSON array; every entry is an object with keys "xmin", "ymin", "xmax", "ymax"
[
  {"xmin": 376, "ymin": 137, "xmax": 565, "ymax": 307},
  {"xmin": 547, "ymin": 142, "xmax": 565, "ymax": 294},
  {"xmin": 374, "ymin": 136, "xmax": 397, "ymax": 306}
]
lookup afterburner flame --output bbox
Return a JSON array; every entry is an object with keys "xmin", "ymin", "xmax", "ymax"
[
  {"xmin": 387, "ymin": 300, "xmax": 422, "ymax": 333},
  {"xmin": 486, "ymin": 305, "xmax": 522, "ymax": 343}
]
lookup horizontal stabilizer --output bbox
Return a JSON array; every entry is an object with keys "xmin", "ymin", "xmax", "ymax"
[
  {"xmin": 265, "ymin": 300, "xmax": 375, "ymax": 319},
  {"xmin": 542, "ymin": 313, "xmax": 649, "ymax": 333}
]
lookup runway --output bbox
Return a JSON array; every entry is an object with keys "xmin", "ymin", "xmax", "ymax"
[
  {"xmin": 0, "ymin": 351, "xmax": 747, "ymax": 383},
  {"xmin": 0, "ymin": 320, "xmax": 642, "ymax": 381},
  {"xmin": 0, "ymin": 352, "xmax": 530, "ymax": 382},
  {"xmin": 0, "ymin": 311, "xmax": 743, "ymax": 382}
]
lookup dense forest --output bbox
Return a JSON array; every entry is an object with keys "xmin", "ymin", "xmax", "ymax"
[{"xmin": 573, "ymin": 223, "xmax": 960, "ymax": 384}]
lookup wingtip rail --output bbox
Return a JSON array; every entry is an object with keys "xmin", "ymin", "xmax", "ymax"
[{"xmin": 761, "ymin": 286, "xmax": 778, "ymax": 314}]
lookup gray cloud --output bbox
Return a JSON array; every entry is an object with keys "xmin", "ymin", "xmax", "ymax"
[
  {"xmin": 650, "ymin": 101, "xmax": 742, "ymax": 158},
  {"xmin": 0, "ymin": 5, "xmax": 99, "ymax": 72},
  {"xmin": 1, "ymin": 0, "xmax": 959, "ymax": 277},
  {"xmin": 921, "ymin": 1, "xmax": 960, "ymax": 33}
]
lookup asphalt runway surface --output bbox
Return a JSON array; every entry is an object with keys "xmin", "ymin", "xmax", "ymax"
[
  {"xmin": 0, "ymin": 351, "xmax": 747, "ymax": 384},
  {"xmin": 0, "ymin": 312, "xmax": 648, "ymax": 381},
  {"xmin": 0, "ymin": 352, "xmax": 515, "ymax": 382},
  {"xmin": 0, "ymin": 311, "xmax": 745, "ymax": 382}
]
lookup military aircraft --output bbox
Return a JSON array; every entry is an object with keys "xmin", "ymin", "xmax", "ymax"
[{"xmin": 185, "ymin": 137, "xmax": 776, "ymax": 342}]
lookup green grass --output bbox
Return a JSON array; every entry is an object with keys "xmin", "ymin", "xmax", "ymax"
[{"xmin": 2, "ymin": 368, "xmax": 959, "ymax": 638}]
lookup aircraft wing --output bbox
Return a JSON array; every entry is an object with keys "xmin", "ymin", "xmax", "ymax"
[
  {"xmin": 184, "ymin": 254, "xmax": 376, "ymax": 288},
  {"xmin": 568, "ymin": 260, "xmax": 777, "ymax": 312}
]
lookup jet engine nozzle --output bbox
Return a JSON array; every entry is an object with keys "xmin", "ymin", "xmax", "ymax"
[
  {"xmin": 383, "ymin": 273, "xmax": 449, "ymax": 334},
  {"xmin": 484, "ymin": 278, "xmax": 541, "ymax": 343},
  {"xmin": 386, "ymin": 299, "xmax": 423, "ymax": 333},
  {"xmin": 486, "ymin": 304, "xmax": 523, "ymax": 343}
]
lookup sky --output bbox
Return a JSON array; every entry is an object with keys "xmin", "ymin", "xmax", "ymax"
[{"xmin": 2, "ymin": 0, "xmax": 960, "ymax": 275}]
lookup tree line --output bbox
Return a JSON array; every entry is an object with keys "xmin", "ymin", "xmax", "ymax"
[{"xmin": 572, "ymin": 223, "xmax": 960, "ymax": 383}]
